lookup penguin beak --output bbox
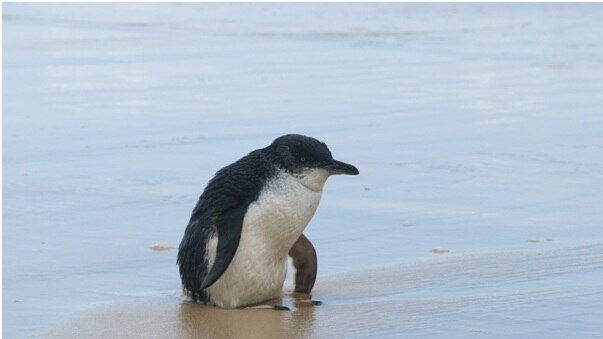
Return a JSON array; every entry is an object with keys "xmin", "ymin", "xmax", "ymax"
[{"xmin": 325, "ymin": 159, "xmax": 359, "ymax": 175}]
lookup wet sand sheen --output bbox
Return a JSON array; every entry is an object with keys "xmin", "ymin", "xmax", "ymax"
[{"xmin": 49, "ymin": 242, "xmax": 603, "ymax": 338}]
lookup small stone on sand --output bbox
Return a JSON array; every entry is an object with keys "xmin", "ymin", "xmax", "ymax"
[
  {"xmin": 401, "ymin": 222, "xmax": 414, "ymax": 227},
  {"xmin": 150, "ymin": 243, "xmax": 173, "ymax": 251},
  {"xmin": 432, "ymin": 247, "xmax": 449, "ymax": 254},
  {"xmin": 527, "ymin": 239, "xmax": 540, "ymax": 243},
  {"xmin": 363, "ymin": 187, "xmax": 372, "ymax": 191}
]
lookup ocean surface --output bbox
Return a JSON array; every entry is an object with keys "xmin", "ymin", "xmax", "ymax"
[{"xmin": 3, "ymin": 3, "xmax": 603, "ymax": 338}]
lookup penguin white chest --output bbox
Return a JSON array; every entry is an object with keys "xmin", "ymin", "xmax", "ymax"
[
  {"xmin": 245, "ymin": 169, "xmax": 326, "ymax": 250},
  {"xmin": 207, "ymin": 169, "xmax": 328, "ymax": 308}
]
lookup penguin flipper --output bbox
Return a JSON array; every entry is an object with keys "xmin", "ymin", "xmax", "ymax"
[
  {"xmin": 177, "ymin": 200, "xmax": 249, "ymax": 302},
  {"xmin": 200, "ymin": 201, "xmax": 249, "ymax": 289}
]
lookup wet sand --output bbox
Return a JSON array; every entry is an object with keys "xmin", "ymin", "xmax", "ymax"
[{"xmin": 48, "ymin": 242, "xmax": 603, "ymax": 338}]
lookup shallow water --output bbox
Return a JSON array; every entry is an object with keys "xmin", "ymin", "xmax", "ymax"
[
  {"xmin": 3, "ymin": 3, "xmax": 603, "ymax": 338},
  {"xmin": 47, "ymin": 243, "xmax": 603, "ymax": 339}
]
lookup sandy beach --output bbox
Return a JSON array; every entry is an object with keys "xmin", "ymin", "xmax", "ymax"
[
  {"xmin": 48, "ymin": 242, "xmax": 603, "ymax": 338},
  {"xmin": 3, "ymin": 3, "xmax": 603, "ymax": 338}
]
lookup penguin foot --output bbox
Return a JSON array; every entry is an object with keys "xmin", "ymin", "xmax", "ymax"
[
  {"xmin": 289, "ymin": 234, "xmax": 317, "ymax": 294},
  {"xmin": 293, "ymin": 297, "xmax": 322, "ymax": 306},
  {"xmin": 243, "ymin": 303, "xmax": 290, "ymax": 311},
  {"xmin": 289, "ymin": 292, "xmax": 323, "ymax": 307},
  {"xmin": 273, "ymin": 305, "xmax": 291, "ymax": 311}
]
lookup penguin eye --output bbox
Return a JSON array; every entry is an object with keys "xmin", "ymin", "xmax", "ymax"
[{"xmin": 300, "ymin": 156, "xmax": 306, "ymax": 163}]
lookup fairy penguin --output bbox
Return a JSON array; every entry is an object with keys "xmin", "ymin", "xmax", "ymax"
[{"xmin": 177, "ymin": 134, "xmax": 359, "ymax": 308}]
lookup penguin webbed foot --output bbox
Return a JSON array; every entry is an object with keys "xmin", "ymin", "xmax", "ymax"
[
  {"xmin": 288, "ymin": 233, "xmax": 317, "ymax": 294},
  {"xmin": 242, "ymin": 303, "xmax": 291, "ymax": 311},
  {"xmin": 291, "ymin": 293, "xmax": 323, "ymax": 307}
]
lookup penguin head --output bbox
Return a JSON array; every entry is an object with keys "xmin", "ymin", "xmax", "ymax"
[{"xmin": 268, "ymin": 134, "xmax": 359, "ymax": 190}]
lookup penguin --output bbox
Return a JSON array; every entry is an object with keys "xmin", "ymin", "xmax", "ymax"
[{"xmin": 177, "ymin": 134, "xmax": 359, "ymax": 309}]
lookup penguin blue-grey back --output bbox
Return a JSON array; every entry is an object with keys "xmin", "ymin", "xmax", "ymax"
[{"xmin": 177, "ymin": 134, "xmax": 358, "ymax": 308}]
